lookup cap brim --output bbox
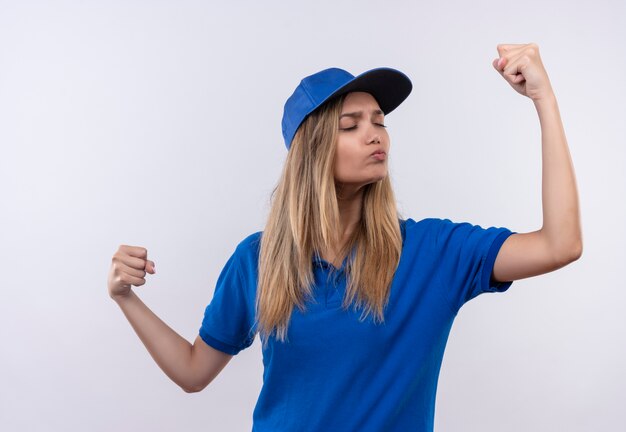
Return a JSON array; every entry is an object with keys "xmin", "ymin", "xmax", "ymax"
[{"xmin": 325, "ymin": 67, "xmax": 412, "ymax": 115}]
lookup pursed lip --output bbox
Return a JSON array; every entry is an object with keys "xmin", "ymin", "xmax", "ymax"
[{"xmin": 370, "ymin": 149, "xmax": 387, "ymax": 161}]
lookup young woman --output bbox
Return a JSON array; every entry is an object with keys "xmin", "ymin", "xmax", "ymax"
[{"xmin": 108, "ymin": 43, "xmax": 582, "ymax": 431}]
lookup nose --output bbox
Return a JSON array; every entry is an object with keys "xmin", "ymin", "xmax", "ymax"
[
  {"xmin": 368, "ymin": 132, "xmax": 381, "ymax": 145},
  {"xmin": 367, "ymin": 124, "xmax": 382, "ymax": 144}
]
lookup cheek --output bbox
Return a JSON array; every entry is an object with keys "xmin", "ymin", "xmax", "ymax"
[{"xmin": 334, "ymin": 141, "xmax": 356, "ymax": 171}]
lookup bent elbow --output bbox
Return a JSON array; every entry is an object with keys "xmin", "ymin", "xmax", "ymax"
[
  {"xmin": 182, "ymin": 387, "xmax": 199, "ymax": 394},
  {"xmin": 571, "ymin": 243, "xmax": 583, "ymax": 261},
  {"xmin": 568, "ymin": 238, "xmax": 583, "ymax": 262},
  {"xmin": 555, "ymin": 242, "xmax": 583, "ymax": 267},
  {"xmin": 181, "ymin": 382, "xmax": 203, "ymax": 394}
]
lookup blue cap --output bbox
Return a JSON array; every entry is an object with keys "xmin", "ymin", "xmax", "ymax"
[{"xmin": 281, "ymin": 67, "xmax": 412, "ymax": 150}]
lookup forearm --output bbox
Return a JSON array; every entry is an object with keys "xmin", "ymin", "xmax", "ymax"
[
  {"xmin": 113, "ymin": 290, "xmax": 195, "ymax": 392},
  {"xmin": 534, "ymin": 93, "xmax": 583, "ymax": 260}
]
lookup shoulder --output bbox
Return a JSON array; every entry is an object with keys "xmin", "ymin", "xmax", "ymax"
[
  {"xmin": 413, "ymin": 217, "xmax": 514, "ymax": 259},
  {"xmin": 397, "ymin": 217, "xmax": 445, "ymax": 256},
  {"xmin": 231, "ymin": 230, "xmax": 263, "ymax": 274},
  {"xmin": 235, "ymin": 230, "xmax": 263, "ymax": 252},
  {"xmin": 400, "ymin": 216, "xmax": 495, "ymax": 251},
  {"xmin": 400, "ymin": 216, "xmax": 447, "ymax": 239},
  {"xmin": 405, "ymin": 217, "xmax": 503, "ymax": 236}
]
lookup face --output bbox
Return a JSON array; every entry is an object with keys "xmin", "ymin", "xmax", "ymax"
[{"xmin": 334, "ymin": 91, "xmax": 390, "ymax": 192}]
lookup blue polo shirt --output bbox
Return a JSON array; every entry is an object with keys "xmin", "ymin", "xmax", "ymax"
[{"xmin": 199, "ymin": 217, "xmax": 516, "ymax": 431}]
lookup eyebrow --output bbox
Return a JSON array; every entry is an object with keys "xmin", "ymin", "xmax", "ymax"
[{"xmin": 339, "ymin": 109, "xmax": 384, "ymax": 119}]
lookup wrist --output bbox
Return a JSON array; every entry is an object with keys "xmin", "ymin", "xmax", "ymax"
[
  {"xmin": 111, "ymin": 289, "xmax": 136, "ymax": 305},
  {"xmin": 533, "ymin": 92, "xmax": 559, "ymax": 117},
  {"xmin": 532, "ymin": 91, "xmax": 557, "ymax": 107}
]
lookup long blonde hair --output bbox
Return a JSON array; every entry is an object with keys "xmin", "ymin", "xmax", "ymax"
[{"xmin": 256, "ymin": 93, "xmax": 403, "ymax": 345}]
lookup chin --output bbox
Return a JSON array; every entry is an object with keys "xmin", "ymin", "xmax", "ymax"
[
  {"xmin": 336, "ymin": 172, "xmax": 388, "ymax": 188},
  {"xmin": 372, "ymin": 171, "xmax": 388, "ymax": 182},
  {"xmin": 365, "ymin": 175, "xmax": 387, "ymax": 186}
]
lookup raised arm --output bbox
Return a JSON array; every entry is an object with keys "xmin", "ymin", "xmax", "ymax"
[
  {"xmin": 490, "ymin": 43, "xmax": 582, "ymax": 282},
  {"xmin": 108, "ymin": 245, "xmax": 233, "ymax": 393}
]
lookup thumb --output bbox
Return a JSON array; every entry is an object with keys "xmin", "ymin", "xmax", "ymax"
[
  {"xmin": 493, "ymin": 57, "xmax": 505, "ymax": 72},
  {"xmin": 145, "ymin": 260, "xmax": 156, "ymax": 274}
]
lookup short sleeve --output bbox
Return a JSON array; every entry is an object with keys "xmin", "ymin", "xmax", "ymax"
[
  {"xmin": 199, "ymin": 246, "xmax": 256, "ymax": 355},
  {"xmin": 433, "ymin": 218, "xmax": 516, "ymax": 313}
]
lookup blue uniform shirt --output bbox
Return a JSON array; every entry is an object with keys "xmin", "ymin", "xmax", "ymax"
[{"xmin": 199, "ymin": 217, "xmax": 516, "ymax": 431}]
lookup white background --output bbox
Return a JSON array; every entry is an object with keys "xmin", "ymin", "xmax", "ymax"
[{"xmin": 1, "ymin": 0, "xmax": 624, "ymax": 431}]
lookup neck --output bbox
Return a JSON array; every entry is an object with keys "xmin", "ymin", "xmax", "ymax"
[
  {"xmin": 318, "ymin": 183, "xmax": 364, "ymax": 265},
  {"xmin": 335, "ymin": 182, "xmax": 364, "ymax": 244}
]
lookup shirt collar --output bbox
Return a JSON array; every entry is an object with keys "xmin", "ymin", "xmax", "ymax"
[{"xmin": 312, "ymin": 249, "xmax": 352, "ymax": 271}]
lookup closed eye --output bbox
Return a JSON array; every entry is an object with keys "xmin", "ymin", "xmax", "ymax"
[{"xmin": 340, "ymin": 123, "xmax": 387, "ymax": 131}]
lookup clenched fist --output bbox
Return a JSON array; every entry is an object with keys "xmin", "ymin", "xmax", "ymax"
[
  {"xmin": 492, "ymin": 42, "xmax": 554, "ymax": 102},
  {"xmin": 108, "ymin": 245, "xmax": 156, "ymax": 299}
]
